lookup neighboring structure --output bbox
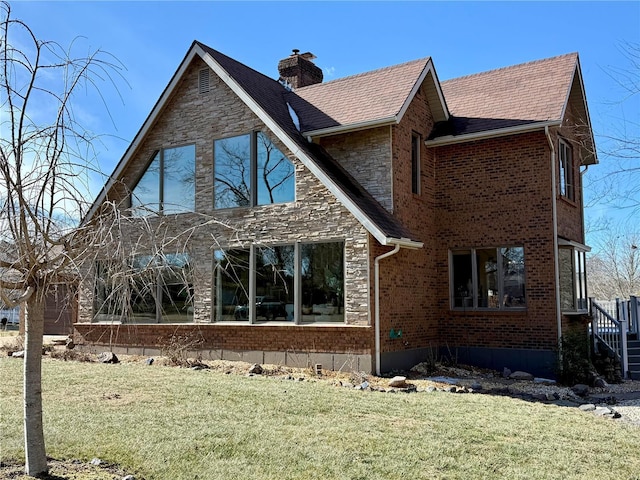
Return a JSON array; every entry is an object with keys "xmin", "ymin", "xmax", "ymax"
[{"xmin": 76, "ymin": 42, "xmax": 597, "ymax": 377}]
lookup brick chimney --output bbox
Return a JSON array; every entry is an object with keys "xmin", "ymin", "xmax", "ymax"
[{"xmin": 278, "ymin": 49, "xmax": 323, "ymax": 89}]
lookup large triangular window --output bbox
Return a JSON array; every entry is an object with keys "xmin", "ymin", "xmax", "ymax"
[{"xmin": 131, "ymin": 144, "xmax": 196, "ymax": 216}]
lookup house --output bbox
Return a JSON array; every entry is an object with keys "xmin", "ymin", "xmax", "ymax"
[{"xmin": 75, "ymin": 41, "xmax": 597, "ymax": 378}]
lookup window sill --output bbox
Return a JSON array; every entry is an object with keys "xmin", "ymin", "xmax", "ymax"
[
  {"xmin": 450, "ymin": 308, "xmax": 527, "ymax": 313},
  {"xmin": 212, "ymin": 321, "xmax": 352, "ymax": 327}
]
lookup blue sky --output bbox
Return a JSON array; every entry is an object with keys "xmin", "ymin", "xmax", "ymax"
[{"xmin": 8, "ymin": 0, "xmax": 640, "ymax": 245}]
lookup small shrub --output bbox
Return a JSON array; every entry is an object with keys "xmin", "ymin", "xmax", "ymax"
[
  {"xmin": 50, "ymin": 349, "xmax": 94, "ymax": 362},
  {"xmin": 161, "ymin": 329, "xmax": 205, "ymax": 367},
  {"xmin": 557, "ymin": 331, "xmax": 594, "ymax": 385}
]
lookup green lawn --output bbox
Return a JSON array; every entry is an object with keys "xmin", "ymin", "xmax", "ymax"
[{"xmin": 1, "ymin": 357, "xmax": 639, "ymax": 480}]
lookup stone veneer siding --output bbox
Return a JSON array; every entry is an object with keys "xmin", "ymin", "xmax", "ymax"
[
  {"xmin": 318, "ymin": 126, "xmax": 393, "ymax": 212},
  {"xmin": 75, "ymin": 57, "xmax": 374, "ymax": 367}
]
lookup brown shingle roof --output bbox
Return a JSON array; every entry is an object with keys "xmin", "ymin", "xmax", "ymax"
[
  {"xmin": 439, "ymin": 53, "xmax": 578, "ymax": 136},
  {"xmin": 287, "ymin": 58, "xmax": 432, "ymax": 133}
]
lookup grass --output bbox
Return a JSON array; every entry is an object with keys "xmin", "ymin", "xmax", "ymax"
[{"xmin": 1, "ymin": 357, "xmax": 640, "ymax": 480}]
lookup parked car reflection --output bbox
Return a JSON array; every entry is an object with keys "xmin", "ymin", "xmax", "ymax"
[{"xmin": 234, "ymin": 296, "xmax": 288, "ymax": 321}]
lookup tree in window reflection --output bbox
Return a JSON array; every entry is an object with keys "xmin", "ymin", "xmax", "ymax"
[
  {"xmin": 94, "ymin": 252, "xmax": 194, "ymax": 323},
  {"xmin": 257, "ymin": 132, "xmax": 294, "ymax": 205},
  {"xmin": 214, "ymin": 133, "xmax": 294, "ymax": 208},
  {"xmin": 214, "ymin": 135, "xmax": 251, "ymax": 208}
]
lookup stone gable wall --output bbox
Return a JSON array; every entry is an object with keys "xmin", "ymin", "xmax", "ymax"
[
  {"xmin": 77, "ymin": 57, "xmax": 373, "ymax": 359},
  {"xmin": 318, "ymin": 126, "xmax": 393, "ymax": 212}
]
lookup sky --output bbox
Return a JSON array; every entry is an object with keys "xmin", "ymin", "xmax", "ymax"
[{"xmin": 6, "ymin": 0, "xmax": 640, "ymax": 247}]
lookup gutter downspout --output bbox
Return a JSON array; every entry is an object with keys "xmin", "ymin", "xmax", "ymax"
[
  {"xmin": 546, "ymin": 126, "xmax": 563, "ymax": 357},
  {"xmin": 374, "ymin": 243, "xmax": 401, "ymax": 376}
]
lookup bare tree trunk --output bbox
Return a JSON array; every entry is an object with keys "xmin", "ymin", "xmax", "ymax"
[{"xmin": 23, "ymin": 295, "xmax": 48, "ymax": 476}]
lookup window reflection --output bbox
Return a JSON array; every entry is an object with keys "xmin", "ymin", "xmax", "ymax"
[
  {"xmin": 213, "ymin": 249, "xmax": 250, "ymax": 321},
  {"xmin": 214, "ymin": 132, "xmax": 294, "ymax": 209},
  {"xmin": 301, "ymin": 243, "xmax": 344, "ymax": 323},
  {"xmin": 131, "ymin": 145, "xmax": 195, "ymax": 216},
  {"xmin": 131, "ymin": 152, "xmax": 160, "ymax": 216},
  {"xmin": 257, "ymin": 132, "xmax": 295, "ymax": 205},
  {"xmin": 255, "ymin": 246, "xmax": 294, "ymax": 321},
  {"xmin": 163, "ymin": 145, "xmax": 196, "ymax": 214},
  {"xmin": 214, "ymin": 135, "xmax": 251, "ymax": 208}
]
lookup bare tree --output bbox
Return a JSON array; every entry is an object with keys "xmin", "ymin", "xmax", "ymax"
[
  {"xmin": 585, "ymin": 42, "xmax": 640, "ymax": 215},
  {"xmin": 0, "ymin": 3, "xmax": 125, "ymax": 475},
  {"xmin": 587, "ymin": 221, "xmax": 640, "ymax": 301}
]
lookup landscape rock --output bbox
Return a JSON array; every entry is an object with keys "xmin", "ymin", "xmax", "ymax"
[
  {"xmin": 11, "ymin": 350, "xmax": 24, "ymax": 358},
  {"xmin": 97, "ymin": 352, "xmax": 119, "ymax": 364},
  {"xmin": 571, "ymin": 384, "xmax": 590, "ymax": 396},
  {"xmin": 389, "ymin": 376, "xmax": 407, "ymax": 388},
  {"xmin": 90, "ymin": 458, "xmax": 102, "ymax": 466},
  {"xmin": 502, "ymin": 367, "xmax": 511, "ymax": 378},
  {"xmin": 248, "ymin": 363, "xmax": 263, "ymax": 375},
  {"xmin": 122, "ymin": 476, "xmax": 135, "ymax": 480},
  {"xmin": 579, "ymin": 403, "xmax": 596, "ymax": 412},
  {"xmin": 428, "ymin": 376, "xmax": 459, "ymax": 385},
  {"xmin": 593, "ymin": 377, "xmax": 609, "ymax": 388},
  {"xmin": 533, "ymin": 377, "xmax": 556, "ymax": 385},
  {"xmin": 145, "ymin": 357, "xmax": 154, "ymax": 365},
  {"xmin": 509, "ymin": 371, "xmax": 534, "ymax": 381},
  {"xmin": 593, "ymin": 406, "xmax": 613, "ymax": 416}
]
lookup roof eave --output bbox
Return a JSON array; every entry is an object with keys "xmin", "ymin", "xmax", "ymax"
[
  {"xmin": 303, "ymin": 117, "xmax": 397, "ymax": 139},
  {"xmin": 425, "ymin": 120, "xmax": 562, "ymax": 148}
]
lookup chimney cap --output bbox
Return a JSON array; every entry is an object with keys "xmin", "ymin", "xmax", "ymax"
[{"xmin": 290, "ymin": 49, "xmax": 317, "ymax": 61}]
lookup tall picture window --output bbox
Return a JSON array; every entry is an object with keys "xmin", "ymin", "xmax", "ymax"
[
  {"xmin": 131, "ymin": 144, "xmax": 196, "ymax": 216},
  {"xmin": 213, "ymin": 242, "xmax": 344, "ymax": 323},
  {"xmin": 451, "ymin": 246, "xmax": 526, "ymax": 310},
  {"xmin": 558, "ymin": 139, "xmax": 574, "ymax": 201},
  {"xmin": 411, "ymin": 132, "xmax": 420, "ymax": 194},
  {"xmin": 214, "ymin": 131, "xmax": 295, "ymax": 209}
]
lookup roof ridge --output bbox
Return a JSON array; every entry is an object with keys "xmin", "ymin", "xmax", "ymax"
[
  {"xmin": 442, "ymin": 52, "xmax": 578, "ymax": 84},
  {"xmin": 195, "ymin": 40, "xmax": 286, "ymax": 90},
  {"xmin": 295, "ymin": 56, "xmax": 431, "ymax": 92}
]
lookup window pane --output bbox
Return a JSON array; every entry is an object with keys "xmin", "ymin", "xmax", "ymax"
[
  {"xmin": 501, "ymin": 247, "xmax": 526, "ymax": 307},
  {"xmin": 559, "ymin": 248, "xmax": 574, "ymax": 310},
  {"xmin": 159, "ymin": 253, "xmax": 193, "ymax": 322},
  {"xmin": 476, "ymin": 249, "xmax": 498, "ymax": 308},
  {"xmin": 255, "ymin": 245, "xmax": 294, "ymax": 321},
  {"xmin": 576, "ymin": 250, "xmax": 587, "ymax": 310},
  {"xmin": 132, "ymin": 152, "xmax": 160, "ymax": 216},
  {"xmin": 163, "ymin": 145, "xmax": 195, "ymax": 214},
  {"xmin": 213, "ymin": 249, "xmax": 250, "ymax": 321},
  {"xmin": 129, "ymin": 255, "xmax": 159, "ymax": 323},
  {"xmin": 257, "ymin": 132, "xmax": 295, "ymax": 205},
  {"xmin": 93, "ymin": 261, "xmax": 124, "ymax": 322},
  {"xmin": 214, "ymin": 134, "xmax": 251, "ymax": 208},
  {"xmin": 452, "ymin": 250, "xmax": 473, "ymax": 308},
  {"xmin": 301, "ymin": 242, "xmax": 344, "ymax": 323},
  {"xmin": 411, "ymin": 134, "xmax": 420, "ymax": 194}
]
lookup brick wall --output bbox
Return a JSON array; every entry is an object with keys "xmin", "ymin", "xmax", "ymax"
[
  {"xmin": 368, "ymin": 84, "xmax": 440, "ymax": 358},
  {"xmin": 431, "ymin": 131, "xmax": 560, "ymax": 351}
]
